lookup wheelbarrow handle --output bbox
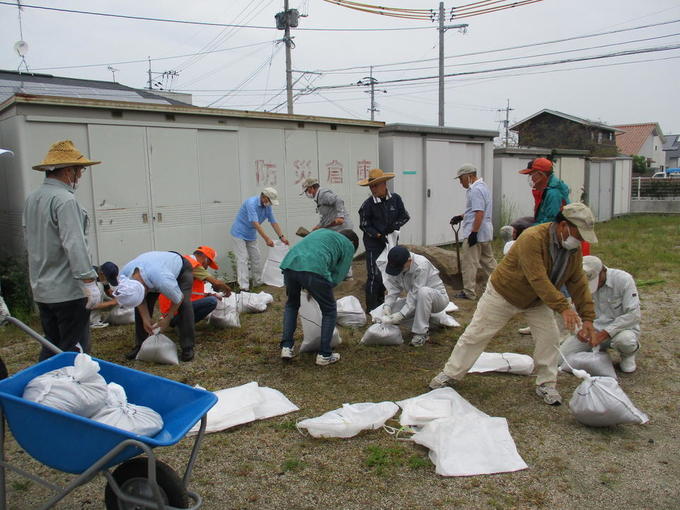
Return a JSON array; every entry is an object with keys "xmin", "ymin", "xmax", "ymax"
[{"xmin": 4, "ymin": 316, "xmax": 62, "ymax": 355}]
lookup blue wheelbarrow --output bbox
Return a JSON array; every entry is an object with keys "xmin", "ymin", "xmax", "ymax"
[{"xmin": 0, "ymin": 316, "xmax": 217, "ymax": 509}]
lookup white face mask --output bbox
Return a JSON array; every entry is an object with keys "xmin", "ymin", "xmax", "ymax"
[{"xmin": 560, "ymin": 228, "xmax": 581, "ymax": 250}]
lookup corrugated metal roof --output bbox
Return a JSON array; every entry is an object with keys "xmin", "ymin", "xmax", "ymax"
[
  {"xmin": 510, "ymin": 109, "xmax": 621, "ymax": 132},
  {"xmin": 379, "ymin": 123, "xmax": 497, "ymax": 138},
  {"xmin": 613, "ymin": 123, "xmax": 664, "ymax": 155}
]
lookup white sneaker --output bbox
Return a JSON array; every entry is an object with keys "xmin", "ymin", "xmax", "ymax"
[
  {"xmin": 315, "ymin": 352, "xmax": 340, "ymax": 366},
  {"xmin": 410, "ymin": 333, "xmax": 429, "ymax": 347},
  {"xmin": 535, "ymin": 383, "xmax": 562, "ymax": 405},
  {"xmin": 428, "ymin": 371, "xmax": 454, "ymax": 390},
  {"xmin": 518, "ymin": 326, "xmax": 531, "ymax": 335},
  {"xmin": 280, "ymin": 347, "xmax": 295, "ymax": 360},
  {"xmin": 619, "ymin": 353, "xmax": 637, "ymax": 373}
]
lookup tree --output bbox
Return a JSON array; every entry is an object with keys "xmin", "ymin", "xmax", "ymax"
[{"xmin": 631, "ymin": 155, "xmax": 649, "ymax": 175}]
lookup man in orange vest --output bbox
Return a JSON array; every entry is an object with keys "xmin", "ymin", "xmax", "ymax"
[{"xmin": 159, "ymin": 246, "xmax": 232, "ymax": 326}]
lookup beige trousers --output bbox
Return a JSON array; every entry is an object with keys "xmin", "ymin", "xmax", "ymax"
[
  {"xmin": 442, "ymin": 282, "xmax": 561, "ymax": 387},
  {"xmin": 461, "ymin": 240, "xmax": 497, "ymax": 299}
]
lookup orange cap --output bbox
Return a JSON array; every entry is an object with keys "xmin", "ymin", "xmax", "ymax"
[
  {"xmin": 518, "ymin": 157, "xmax": 553, "ymax": 174},
  {"xmin": 195, "ymin": 245, "xmax": 219, "ymax": 269}
]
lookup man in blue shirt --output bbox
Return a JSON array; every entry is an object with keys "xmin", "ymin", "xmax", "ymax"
[
  {"xmin": 450, "ymin": 164, "xmax": 496, "ymax": 300},
  {"xmin": 279, "ymin": 229, "xmax": 359, "ymax": 366},
  {"xmin": 112, "ymin": 251, "xmax": 196, "ymax": 362},
  {"xmin": 230, "ymin": 188, "xmax": 289, "ymax": 291}
]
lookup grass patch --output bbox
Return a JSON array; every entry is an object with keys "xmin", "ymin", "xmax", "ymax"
[
  {"xmin": 364, "ymin": 445, "xmax": 407, "ymax": 475},
  {"xmin": 280, "ymin": 457, "xmax": 306, "ymax": 473}
]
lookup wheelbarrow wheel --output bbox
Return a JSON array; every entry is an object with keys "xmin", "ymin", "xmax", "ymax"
[{"xmin": 104, "ymin": 457, "xmax": 189, "ymax": 509}]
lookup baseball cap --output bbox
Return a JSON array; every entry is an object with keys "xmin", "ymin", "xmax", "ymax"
[
  {"xmin": 385, "ymin": 245, "xmax": 410, "ymax": 276},
  {"xmin": 582, "ymin": 255, "xmax": 604, "ymax": 294},
  {"xmin": 99, "ymin": 261, "xmax": 120, "ymax": 286},
  {"xmin": 562, "ymin": 202, "xmax": 598, "ymax": 244},
  {"xmin": 518, "ymin": 157, "xmax": 553, "ymax": 174},
  {"xmin": 261, "ymin": 187, "xmax": 279, "ymax": 205},
  {"xmin": 112, "ymin": 277, "xmax": 145, "ymax": 308},
  {"xmin": 195, "ymin": 245, "xmax": 219, "ymax": 269},
  {"xmin": 301, "ymin": 177, "xmax": 319, "ymax": 190},
  {"xmin": 456, "ymin": 164, "xmax": 477, "ymax": 178}
]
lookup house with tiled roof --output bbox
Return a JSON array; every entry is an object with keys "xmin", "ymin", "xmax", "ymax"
[
  {"xmin": 663, "ymin": 134, "xmax": 680, "ymax": 168},
  {"xmin": 509, "ymin": 109, "xmax": 621, "ymax": 156},
  {"xmin": 613, "ymin": 122, "xmax": 666, "ymax": 170}
]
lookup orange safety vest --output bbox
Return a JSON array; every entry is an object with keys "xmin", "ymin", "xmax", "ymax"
[{"xmin": 159, "ymin": 255, "xmax": 205, "ymax": 316}]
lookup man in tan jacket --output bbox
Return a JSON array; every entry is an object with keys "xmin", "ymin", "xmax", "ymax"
[{"xmin": 429, "ymin": 202, "xmax": 598, "ymax": 405}]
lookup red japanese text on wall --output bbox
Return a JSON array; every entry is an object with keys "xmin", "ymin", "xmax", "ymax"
[
  {"xmin": 293, "ymin": 159, "xmax": 313, "ymax": 185},
  {"xmin": 326, "ymin": 159, "xmax": 343, "ymax": 184},
  {"xmin": 357, "ymin": 160, "xmax": 372, "ymax": 181},
  {"xmin": 255, "ymin": 160, "xmax": 278, "ymax": 187}
]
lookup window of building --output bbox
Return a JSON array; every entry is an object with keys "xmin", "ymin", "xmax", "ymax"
[{"xmin": 597, "ymin": 132, "xmax": 603, "ymax": 144}]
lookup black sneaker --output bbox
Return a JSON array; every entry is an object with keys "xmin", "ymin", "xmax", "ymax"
[
  {"xmin": 181, "ymin": 347, "xmax": 195, "ymax": 362},
  {"xmin": 125, "ymin": 346, "xmax": 140, "ymax": 360}
]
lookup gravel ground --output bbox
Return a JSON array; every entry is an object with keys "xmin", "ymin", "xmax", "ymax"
[{"xmin": 1, "ymin": 253, "xmax": 678, "ymax": 509}]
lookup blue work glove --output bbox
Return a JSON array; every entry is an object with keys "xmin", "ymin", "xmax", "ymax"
[{"xmin": 468, "ymin": 231, "xmax": 478, "ymax": 247}]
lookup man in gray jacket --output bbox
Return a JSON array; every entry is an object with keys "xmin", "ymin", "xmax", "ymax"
[
  {"xmin": 302, "ymin": 177, "xmax": 354, "ymax": 232},
  {"xmin": 23, "ymin": 140, "xmax": 102, "ymax": 360},
  {"xmin": 380, "ymin": 246, "xmax": 449, "ymax": 347}
]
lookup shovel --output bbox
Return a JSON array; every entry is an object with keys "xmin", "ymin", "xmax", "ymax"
[
  {"xmin": 296, "ymin": 226, "xmax": 310, "ymax": 238},
  {"xmin": 450, "ymin": 222, "xmax": 464, "ymax": 290}
]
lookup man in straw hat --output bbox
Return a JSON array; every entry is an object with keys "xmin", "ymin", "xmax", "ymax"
[
  {"xmin": 429, "ymin": 202, "xmax": 598, "ymax": 406},
  {"xmin": 357, "ymin": 168, "xmax": 410, "ymax": 311},
  {"xmin": 230, "ymin": 187, "xmax": 289, "ymax": 291},
  {"xmin": 23, "ymin": 140, "xmax": 103, "ymax": 360},
  {"xmin": 449, "ymin": 164, "xmax": 496, "ymax": 300}
]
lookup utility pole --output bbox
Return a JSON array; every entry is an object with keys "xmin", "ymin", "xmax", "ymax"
[
  {"xmin": 497, "ymin": 99, "xmax": 514, "ymax": 147},
  {"xmin": 275, "ymin": 1, "xmax": 301, "ymax": 114},
  {"xmin": 147, "ymin": 57, "xmax": 152, "ymax": 90},
  {"xmin": 357, "ymin": 66, "xmax": 387, "ymax": 121},
  {"xmin": 437, "ymin": 2, "xmax": 468, "ymax": 127}
]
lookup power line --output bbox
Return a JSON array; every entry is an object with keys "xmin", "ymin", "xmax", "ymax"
[{"xmin": 0, "ymin": 1, "xmax": 436, "ymax": 31}]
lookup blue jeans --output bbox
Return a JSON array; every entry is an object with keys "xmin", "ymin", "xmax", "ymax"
[
  {"xmin": 170, "ymin": 296, "xmax": 218, "ymax": 327},
  {"xmin": 280, "ymin": 270, "xmax": 336, "ymax": 357}
]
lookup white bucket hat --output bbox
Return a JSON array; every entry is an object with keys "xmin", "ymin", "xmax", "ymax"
[{"xmin": 582, "ymin": 255, "xmax": 604, "ymax": 294}]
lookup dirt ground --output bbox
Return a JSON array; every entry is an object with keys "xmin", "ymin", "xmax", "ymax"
[{"xmin": 1, "ymin": 235, "xmax": 679, "ymax": 509}]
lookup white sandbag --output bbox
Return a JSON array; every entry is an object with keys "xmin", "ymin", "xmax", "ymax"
[
  {"xmin": 299, "ymin": 291, "xmax": 342, "ymax": 353},
  {"xmin": 208, "ymin": 294, "xmax": 240, "ymax": 328},
  {"xmin": 569, "ymin": 369, "xmax": 648, "ymax": 427},
  {"xmin": 411, "ymin": 415, "xmax": 528, "ymax": 476},
  {"xmin": 360, "ymin": 323, "xmax": 403, "ymax": 346},
  {"xmin": 91, "ymin": 382, "xmax": 164, "ymax": 436},
  {"xmin": 237, "ymin": 291, "xmax": 269, "ymax": 313},
  {"xmin": 430, "ymin": 311, "xmax": 460, "ymax": 328},
  {"xmin": 371, "ymin": 300, "xmax": 459, "ymax": 328},
  {"xmin": 297, "ymin": 402, "xmax": 399, "ymax": 438},
  {"xmin": 336, "ymin": 296, "xmax": 366, "ymax": 328},
  {"xmin": 23, "ymin": 353, "xmax": 108, "ymax": 418},
  {"xmin": 261, "ymin": 241, "xmax": 289, "ymax": 287},
  {"xmin": 444, "ymin": 301, "xmax": 458, "ymax": 313},
  {"xmin": 107, "ymin": 305, "xmax": 135, "ymax": 325},
  {"xmin": 468, "ymin": 352, "xmax": 535, "ymax": 376},
  {"xmin": 560, "ymin": 351, "xmax": 617, "ymax": 379},
  {"xmin": 375, "ymin": 230, "xmax": 400, "ymax": 277},
  {"xmin": 258, "ymin": 291, "xmax": 274, "ymax": 305},
  {"xmin": 188, "ymin": 382, "xmax": 299, "ymax": 435},
  {"xmin": 396, "ymin": 387, "xmax": 488, "ymax": 427},
  {"xmin": 135, "ymin": 333, "xmax": 179, "ymax": 365}
]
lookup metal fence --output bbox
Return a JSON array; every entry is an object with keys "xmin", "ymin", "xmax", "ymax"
[{"xmin": 632, "ymin": 177, "xmax": 680, "ymax": 200}]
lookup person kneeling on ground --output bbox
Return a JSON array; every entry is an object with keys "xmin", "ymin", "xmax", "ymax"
[
  {"xmin": 158, "ymin": 246, "xmax": 232, "ymax": 328},
  {"xmin": 279, "ymin": 229, "xmax": 359, "ymax": 366},
  {"xmin": 559, "ymin": 255, "xmax": 640, "ymax": 373},
  {"xmin": 381, "ymin": 246, "xmax": 450, "ymax": 347},
  {"xmin": 112, "ymin": 251, "xmax": 197, "ymax": 362},
  {"xmin": 429, "ymin": 203, "xmax": 598, "ymax": 406}
]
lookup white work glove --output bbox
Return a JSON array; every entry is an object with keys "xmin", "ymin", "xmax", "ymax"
[
  {"xmin": 81, "ymin": 280, "xmax": 102, "ymax": 310},
  {"xmin": 382, "ymin": 312, "xmax": 404, "ymax": 325},
  {"xmin": 382, "ymin": 305, "xmax": 392, "ymax": 317}
]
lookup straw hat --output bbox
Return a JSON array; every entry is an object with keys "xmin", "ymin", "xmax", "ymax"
[
  {"xmin": 32, "ymin": 140, "xmax": 101, "ymax": 171},
  {"xmin": 357, "ymin": 168, "xmax": 395, "ymax": 186}
]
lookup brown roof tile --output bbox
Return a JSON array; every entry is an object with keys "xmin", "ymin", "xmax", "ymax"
[{"xmin": 613, "ymin": 123, "xmax": 658, "ymax": 155}]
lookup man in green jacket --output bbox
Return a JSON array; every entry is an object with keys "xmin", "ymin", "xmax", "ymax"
[
  {"xmin": 519, "ymin": 157, "xmax": 571, "ymax": 225},
  {"xmin": 429, "ymin": 203, "xmax": 598, "ymax": 405},
  {"xmin": 279, "ymin": 229, "xmax": 359, "ymax": 366}
]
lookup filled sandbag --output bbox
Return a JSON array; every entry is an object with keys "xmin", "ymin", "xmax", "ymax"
[
  {"xmin": 23, "ymin": 353, "xmax": 108, "ymax": 418},
  {"xmin": 560, "ymin": 351, "xmax": 617, "ymax": 379},
  {"xmin": 360, "ymin": 323, "xmax": 403, "ymax": 346},
  {"xmin": 237, "ymin": 291, "xmax": 271, "ymax": 313},
  {"xmin": 569, "ymin": 369, "xmax": 648, "ymax": 427},
  {"xmin": 299, "ymin": 291, "xmax": 342, "ymax": 353},
  {"xmin": 107, "ymin": 305, "xmax": 135, "ymax": 325},
  {"xmin": 297, "ymin": 402, "xmax": 399, "ymax": 438},
  {"xmin": 208, "ymin": 294, "xmax": 240, "ymax": 328},
  {"xmin": 468, "ymin": 352, "xmax": 534, "ymax": 376},
  {"xmin": 91, "ymin": 383, "xmax": 164, "ymax": 436},
  {"xmin": 261, "ymin": 241, "xmax": 289, "ymax": 287},
  {"xmin": 136, "ymin": 333, "xmax": 179, "ymax": 365},
  {"xmin": 336, "ymin": 296, "xmax": 366, "ymax": 328}
]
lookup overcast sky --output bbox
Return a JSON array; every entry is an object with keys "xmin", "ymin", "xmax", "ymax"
[{"xmin": 1, "ymin": 0, "xmax": 679, "ymax": 135}]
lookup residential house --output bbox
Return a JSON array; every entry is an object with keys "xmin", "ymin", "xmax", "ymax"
[
  {"xmin": 663, "ymin": 134, "xmax": 680, "ymax": 169},
  {"xmin": 509, "ymin": 109, "xmax": 621, "ymax": 156},
  {"xmin": 614, "ymin": 122, "xmax": 666, "ymax": 171}
]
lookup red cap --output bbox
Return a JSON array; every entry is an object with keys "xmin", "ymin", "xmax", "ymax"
[
  {"xmin": 518, "ymin": 157, "xmax": 553, "ymax": 174},
  {"xmin": 195, "ymin": 245, "xmax": 219, "ymax": 269}
]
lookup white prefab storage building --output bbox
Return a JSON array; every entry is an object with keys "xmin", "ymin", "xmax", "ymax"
[
  {"xmin": 378, "ymin": 124, "xmax": 497, "ymax": 246},
  {"xmin": 0, "ymin": 94, "xmax": 382, "ymax": 271}
]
